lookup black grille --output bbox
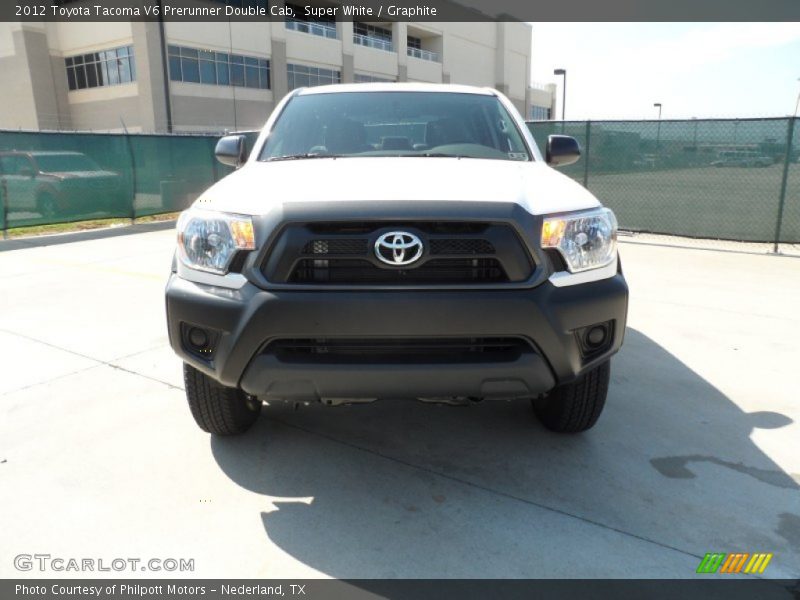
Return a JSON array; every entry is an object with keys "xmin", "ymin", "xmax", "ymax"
[
  {"xmin": 289, "ymin": 258, "xmax": 507, "ymax": 284},
  {"xmin": 430, "ymin": 238, "xmax": 495, "ymax": 255},
  {"xmin": 267, "ymin": 337, "xmax": 530, "ymax": 364},
  {"xmin": 306, "ymin": 222, "xmax": 489, "ymax": 235},
  {"xmin": 302, "ymin": 239, "xmax": 368, "ymax": 255},
  {"xmin": 302, "ymin": 238, "xmax": 493, "ymax": 256},
  {"xmin": 262, "ymin": 221, "xmax": 533, "ymax": 285}
]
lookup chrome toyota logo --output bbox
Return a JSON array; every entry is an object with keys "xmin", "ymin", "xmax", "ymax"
[{"xmin": 374, "ymin": 231, "xmax": 424, "ymax": 266}]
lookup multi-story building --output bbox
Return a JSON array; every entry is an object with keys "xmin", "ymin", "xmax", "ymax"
[
  {"xmin": 0, "ymin": 11, "xmax": 534, "ymax": 133},
  {"xmin": 529, "ymin": 82, "xmax": 557, "ymax": 121}
]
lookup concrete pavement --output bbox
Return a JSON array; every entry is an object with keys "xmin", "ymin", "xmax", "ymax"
[{"xmin": 0, "ymin": 225, "xmax": 798, "ymax": 579}]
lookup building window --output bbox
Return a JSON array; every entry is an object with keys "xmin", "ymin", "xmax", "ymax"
[
  {"xmin": 354, "ymin": 73, "xmax": 395, "ymax": 83},
  {"xmin": 65, "ymin": 45, "xmax": 135, "ymax": 91},
  {"xmin": 355, "ymin": 23, "xmax": 392, "ymax": 41},
  {"xmin": 406, "ymin": 36, "xmax": 439, "ymax": 62},
  {"xmin": 287, "ymin": 63, "xmax": 341, "ymax": 90},
  {"xmin": 530, "ymin": 106, "xmax": 552, "ymax": 120},
  {"xmin": 353, "ymin": 23, "xmax": 393, "ymax": 52},
  {"xmin": 285, "ymin": 4, "xmax": 337, "ymax": 39},
  {"xmin": 168, "ymin": 45, "xmax": 269, "ymax": 89}
]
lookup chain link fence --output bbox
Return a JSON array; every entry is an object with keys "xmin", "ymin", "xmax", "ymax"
[
  {"xmin": 0, "ymin": 129, "xmax": 260, "ymax": 234},
  {"xmin": 2, "ymin": 121, "xmax": 798, "ymax": 255},
  {"xmin": 527, "ymin": 117, "xmax": 799, "ymax": 254}
]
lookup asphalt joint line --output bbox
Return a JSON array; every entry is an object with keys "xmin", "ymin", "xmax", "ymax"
[
  {"xmin": 265, "ymin": 415, "xmax": 762, "ymax": 574},
  {"xmin": 0, "ymin": 329, "xmax": 181, "ymax": 394}
]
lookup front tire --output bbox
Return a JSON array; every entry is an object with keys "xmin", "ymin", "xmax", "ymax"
[
  {"xmin": 37, "ymin": 193, "xmax": 58, "ymax": 220},
  {"xmin": 183, "ymin": 363, "xmax": 261, "ymax": 435},
  {"xmin": 533, "ymin": 361, "xmax": 610, "ymax": 433}
]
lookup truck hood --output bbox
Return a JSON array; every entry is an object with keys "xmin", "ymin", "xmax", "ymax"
[{"xmin": 193, "ymin": 157, "xmax": 600, "ymax": 216}]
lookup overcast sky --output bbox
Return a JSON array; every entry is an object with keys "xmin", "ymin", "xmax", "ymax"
[{"xmin": 529, "ymin": 23, "xmax": 800, "ymax": 120}]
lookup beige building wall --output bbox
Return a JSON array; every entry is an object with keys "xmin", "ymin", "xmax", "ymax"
[
  {"xmin": 529, "ymin": 83, "xmax": 558, "ymax": 120},
  {"xmin": 166, "ymin": 21, "xmax": 271, "ymax": 55},
  {"xmin": 52, "ymin": 21, "xmax": 138, "ymax": 131},
  {"xmin": 0, "ymin": 23, "xmax": 66, "ymax": 130},
  {"xmin": 51, "ymin": 21, "xmax": 133, "ymax": 51},
  {"xmin": 1, "ymin": 17, "xmax": 534, "ymax": 133}
]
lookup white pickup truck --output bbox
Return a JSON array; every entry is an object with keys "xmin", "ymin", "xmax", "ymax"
[{"xmin": 165, "ymin": 83, "xmax": 628, "ymax": 435}]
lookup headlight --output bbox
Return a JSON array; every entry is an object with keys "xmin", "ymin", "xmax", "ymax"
[
  {"xmin": 177, "ymin": 210, "xmax": 255, "ymax": 274},
  {"xmin": 541, "ymin": 207, "xmax": 617, "ymax": 273}
]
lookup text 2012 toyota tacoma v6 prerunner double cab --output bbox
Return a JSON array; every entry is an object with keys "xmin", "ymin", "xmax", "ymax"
[{"xmin": 165, "ymin": 84, "xmax": 628, "ymax": 436}]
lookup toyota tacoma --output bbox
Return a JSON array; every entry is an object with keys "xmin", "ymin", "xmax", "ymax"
[{"xmin": 165, "ymin": 83, "xmax": 628, "ymax": 435}]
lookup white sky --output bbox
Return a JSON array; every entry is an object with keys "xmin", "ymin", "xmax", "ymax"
[{"xmin": 529, "ymin": 23, "xmax": 800, "ymax": 120}]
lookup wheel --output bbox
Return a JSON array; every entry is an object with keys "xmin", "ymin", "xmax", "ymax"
[
  {"xmin": 532, "ymin": 361, "xmax": 610, "ymax": 433},
  {"xmin": 183, "ymin": 363, "xmax": 261, "ymax": 435},
  {"xmin": 37, "ymin": 193, "xmax": 58, "ymax": 220}
]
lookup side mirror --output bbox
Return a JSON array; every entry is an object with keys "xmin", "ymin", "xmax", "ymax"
[
  {"xmin": 546, "ymin": 135, "xmax": 581, "ymax": 167},
  {"xmin": 18, "ymin": 166, "xmax": 35, "ymax": 178},
  {"xmin": 215, "ymin": 135, "xmax": 247, "ymax": 168}
]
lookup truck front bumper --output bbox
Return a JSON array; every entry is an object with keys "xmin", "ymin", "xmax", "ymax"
[{"xmin": 165, "ymin": 273, "xmax": 628, "ymax": 401}]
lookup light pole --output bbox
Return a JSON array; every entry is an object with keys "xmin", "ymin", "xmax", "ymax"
[
  {"xmin": 794, "ymin": 77, "xmax": 800, "ymax": 117},
  {"xmin": 654, "ymin": 102, "xmax": 662, "ymax": 151},
  {"xmin": 554, "ymin": 68, "xmax": 567, "ymax": 121}
]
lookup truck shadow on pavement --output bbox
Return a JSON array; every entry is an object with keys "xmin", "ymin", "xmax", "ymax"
[{"xmin": 210, "ymin": 327, "xmax": 799, "ymax": 578}]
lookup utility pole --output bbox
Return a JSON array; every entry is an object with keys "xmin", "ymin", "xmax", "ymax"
[
  {"xmin": 554, "ymin": 68, "xmax": 567, "ymax": 120},
  {"xmin": 654, "ymin": 103, "xmax": 662, "ymax": 151}
]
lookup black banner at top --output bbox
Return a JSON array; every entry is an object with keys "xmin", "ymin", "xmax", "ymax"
[{"xmin": 4, "ymin": 0, "xmax": 800, "ymax": 22}]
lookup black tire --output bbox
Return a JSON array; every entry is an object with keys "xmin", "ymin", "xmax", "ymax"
[
  {"xmin": 38, "ymin": 193, "xmax": 58, "ymax": 220},
  {"xmin": 183, "ymin": 363, "xmax": 261, "ymax": 435},
  {"xmin": 532, "ymin": 361, "xmax": 610, "ymax": 433}
]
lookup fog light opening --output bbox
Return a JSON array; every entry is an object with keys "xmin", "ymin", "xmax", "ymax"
[
  {"xmin": 181, "ymin": 323, "xmax": 218, "ymax": 359},
  {"xmin": 575, "ymin": 320, "xmax": 614, "ymax": 360},
  {"xmin": 188, "ymin": 327, "xmax": 209, "ymax": 349},
  {"xmin": 586, "ymin": 325, "xmax": 607, "ymax": 348}
]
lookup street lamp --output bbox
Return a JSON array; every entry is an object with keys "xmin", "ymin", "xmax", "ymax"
[
  {"xmin": 654, "ymin": 102, "xmax": 663, "ymax": 151},
  {"xmin": 794, "ymin": 77, "xmax": 800, "ymax": 117},
  {"xmin": 554, "ymin": 68, "xmax": 567, "ymax": 121}
]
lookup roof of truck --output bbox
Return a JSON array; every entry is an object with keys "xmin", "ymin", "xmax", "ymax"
[{"xmin": 297, "ymin": 82, "xmax": 497, "ymax": 96}]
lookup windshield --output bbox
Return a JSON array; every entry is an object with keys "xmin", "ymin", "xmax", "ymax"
[
  {"xmin": 259, "ymin": 91, "xmax": 531, "ymax": 162},
  {"xmin": 35, "ymin": 154, "xmax": 101, "ymax": 173}
]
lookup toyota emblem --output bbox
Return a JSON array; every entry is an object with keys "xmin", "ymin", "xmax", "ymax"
[{"xmin": 374, "ymin": 231, "xmax": 424, "ymax": 266}]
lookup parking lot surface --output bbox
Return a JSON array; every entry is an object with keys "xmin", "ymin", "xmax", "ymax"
[{"xmin": 0, "ymin": 225, "xmax": 798, "ymax": 579}]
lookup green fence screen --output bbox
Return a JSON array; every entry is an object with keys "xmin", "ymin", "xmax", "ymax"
[
  {"xmin": 1, "ymin": 121, "xmax": 798, "ymax": 245},
  {"xmin": 0, "ymin": 130, "xmax": 260, "ymax": 231},
  {"xmin": 527, "ymin": 118, "xmax": 799, "ymax": 244}
]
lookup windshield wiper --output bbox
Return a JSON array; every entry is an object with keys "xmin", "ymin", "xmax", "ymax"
[
  {"xmin": 266, "ymin": 153, "xmax": 343, "ymax": 162},
  {"xmin": 418, "ymin": 152, "xmax": 465, "ymax": 158}
]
